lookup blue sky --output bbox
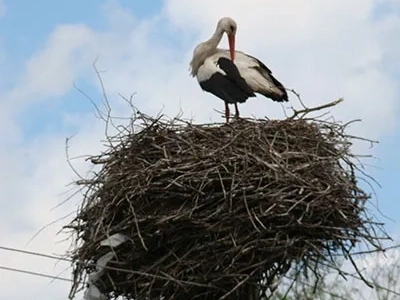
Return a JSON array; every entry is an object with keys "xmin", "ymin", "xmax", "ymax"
[
  {"xmin": 1, "ymin": 1, "xmax": 162, "ymax": 137},
  {"xmin": 0, "ymin": 0, "xmax": 399, "ymax": 299}
]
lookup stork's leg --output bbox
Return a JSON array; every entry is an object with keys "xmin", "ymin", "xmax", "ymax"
[
  {"xmin": 234, "ymin": 103, "xmax": 240, "ymax": 118},
  {"xmin": 225, "ymin": 102, "xmax": 230, "ymax": 123}
]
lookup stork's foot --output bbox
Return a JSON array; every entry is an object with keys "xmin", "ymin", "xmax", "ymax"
[
  {"xmin": 225, "ymin": 102, "xmax": 230, "ymax": 124},
  {"xmin": 234, "ymin": 103, "xmax": 240, "ymax": 120}
]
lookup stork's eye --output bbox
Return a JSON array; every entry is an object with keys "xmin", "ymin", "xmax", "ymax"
[{"xmin": 230, "ymin": 25, "xmax": 235, "ymax": 32}]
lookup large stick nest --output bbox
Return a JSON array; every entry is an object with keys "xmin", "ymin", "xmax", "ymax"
[{"xmin": 67, "ymin": 99, "xmax": 387, "ymax": 300}]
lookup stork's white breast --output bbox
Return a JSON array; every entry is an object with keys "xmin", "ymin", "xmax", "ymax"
[{"xmin": 196, "ymin": 55, "xmax": 229, "ymax": 83}]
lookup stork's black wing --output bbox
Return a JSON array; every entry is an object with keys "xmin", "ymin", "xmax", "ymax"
[{"xmin": 199, "ymin": 57, "xmax": 255, "ymax": 104}]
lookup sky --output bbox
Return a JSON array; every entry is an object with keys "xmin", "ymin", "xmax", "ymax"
[{"xmin": 0, "ymin": 0, "xmax": 399, "ymax": 299}]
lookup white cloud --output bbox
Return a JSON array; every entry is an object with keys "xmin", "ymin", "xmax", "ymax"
[
  {"xmin": 0, "ymin": 114, "xmax": 107, "ymax": 299},
  {"xmin": 5, "ymin": 24, "xmax": 95, "ymax": 110},
  {"xmin": 1, "ymin": 0, "xmax": 400, "ymax": 299}
]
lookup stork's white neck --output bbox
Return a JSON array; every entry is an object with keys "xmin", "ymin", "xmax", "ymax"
[
  {"xmin": 205, "ymin": 27, "xmax": 225, "ymax": 49},
  {"xmin": 189, "ymin": 27, "xmax": 225, "ymax": 76}
]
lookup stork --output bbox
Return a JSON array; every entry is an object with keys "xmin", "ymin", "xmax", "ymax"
[{"xmin": 189, "ymin": 17, "xmax": 288, "ymax": 123}]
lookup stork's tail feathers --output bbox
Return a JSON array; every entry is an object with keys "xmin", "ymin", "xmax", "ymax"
[
  {"xmin": 267, "ymin": 74, "xmax": 289, "ymax": 102},
  {"xmin": 258, "ymin": 87, "xmax": 288, "ymax": 102}
]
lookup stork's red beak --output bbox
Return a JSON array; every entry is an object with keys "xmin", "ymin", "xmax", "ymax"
[{"xmin": 228, "ymin": 33, "xmax": 235, "ymax": 61}]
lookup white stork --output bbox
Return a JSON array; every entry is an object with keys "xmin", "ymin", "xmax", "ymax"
[{"xmin": 189, "ymin": 17, "xmax": 288, "ymax": 123}]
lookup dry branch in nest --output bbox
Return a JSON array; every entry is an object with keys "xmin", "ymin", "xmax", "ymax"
[{"xmin": 66, "ymin": 98, "xmax": 389, "ymax": 300}]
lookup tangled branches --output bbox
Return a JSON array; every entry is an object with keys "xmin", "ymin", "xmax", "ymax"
[{"xmin": 67, "ymin": 99, "xmax": 389, "ymax": 300}]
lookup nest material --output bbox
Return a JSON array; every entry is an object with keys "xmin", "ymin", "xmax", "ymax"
[{"xmin": 68, "ymin": 105, "xmax": 384, "ymax": 300}]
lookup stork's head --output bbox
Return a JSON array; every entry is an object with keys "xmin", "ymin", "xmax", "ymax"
[{"xmin": 216, "ymin": 17, "xmax": 237, "ymax": 61}]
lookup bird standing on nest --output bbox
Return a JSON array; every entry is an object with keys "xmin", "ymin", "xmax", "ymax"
[{"xmin": 189, "ymin": 17, "xmax": 289, "ymax": 123}]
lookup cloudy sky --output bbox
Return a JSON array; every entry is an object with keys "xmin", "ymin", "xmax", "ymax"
[{"xmin": 0, "ymin": 0, "xmax": 399, "ymax": 299}]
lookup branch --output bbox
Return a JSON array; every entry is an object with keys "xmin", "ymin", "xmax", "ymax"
[{"xmin": 288, "ymin": 98, "xmax": 344, "ymax": 120}]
